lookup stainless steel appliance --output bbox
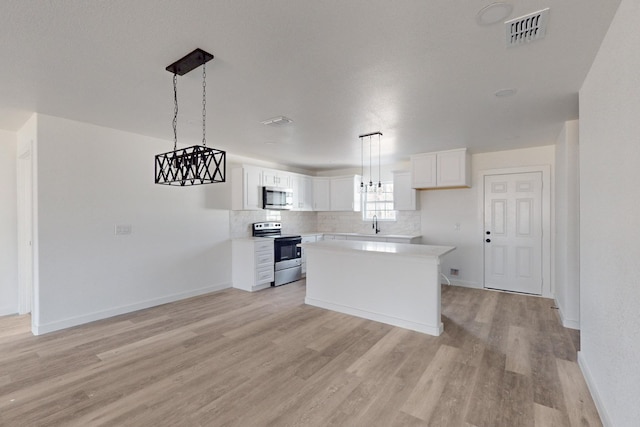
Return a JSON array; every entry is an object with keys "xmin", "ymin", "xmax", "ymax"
[
  {"xmin": 252, "ymin": 222, "xmax": 302, "ymax": 286},
  {"xmin": 262, "ymin": 187, "xmax": 293, "ymax": 210}
]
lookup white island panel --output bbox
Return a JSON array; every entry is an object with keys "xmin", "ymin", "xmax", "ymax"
[{"xmin": 303, "ymin": 240, "xmax": 454, "ymax": 336}]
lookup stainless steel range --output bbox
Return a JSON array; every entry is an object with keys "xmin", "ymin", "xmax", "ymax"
[{"xmin": 252, "ymin": 222, "xmax": 302, "ymax": 286}]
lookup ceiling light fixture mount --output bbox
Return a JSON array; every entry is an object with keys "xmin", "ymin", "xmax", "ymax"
[
  {"xmin": 261, "ymin": 116, "xmax": 293, "ymax": 126},
  {"xmin": 476, "ymin": 2, "xmax": 514, "ymax": 26},
  {"xmin": 155, "ymin": 48, "xmax": 226, "ymax": 186},
  {"xmin": 495, "ymin": 88, "xmax": 518, "ymax": 97}
]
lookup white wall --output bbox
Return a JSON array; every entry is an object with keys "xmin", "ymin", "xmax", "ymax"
[
  {"xmin": 554, "ymin": 120, "xmax": 580, "ymax": 329},
  {"xmin": 0, "ymin": 129, "xmax": 18, "ymax": 315},
  {"xmin": 579, "ymin": 0, "xmax": 640, "ymax": 425},
  {"xmin": 420, "ymin": 146, "xmax": 555, "ymax": 293},
  {"xmin": 33, "ymin": 115, "xmax": 232, "ymax": 334}
]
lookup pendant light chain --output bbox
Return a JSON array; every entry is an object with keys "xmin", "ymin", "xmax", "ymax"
[
  {"xmin": 369, "ymin": 135, "xmax": 373, "ymax": 188},
  {"xmin": 378, "ymin": 132, "xmax": 382, "ymax": 191},
  {"xmin": 202, "ymin": 61, "xmax": 207, "ymax": 147},
  {"xmin": 360, "ymin": 136, "xmax": 364, "ymax": 192},
  {"xmin": 172, "ymin": 73, "xmax": 178, "ymax": 152}
]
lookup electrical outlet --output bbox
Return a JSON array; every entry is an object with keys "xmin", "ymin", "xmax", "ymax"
[
  {"xmin": 115, "ymin": 225, "xmax": 132, "ymax": 236},
  {"xmin": 450, "ymin": 268, "xmax": 459, "ymax": 276}
]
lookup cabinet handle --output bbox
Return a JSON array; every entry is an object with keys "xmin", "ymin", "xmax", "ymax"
[{"xmin": 485, "ymin": 239, "xmax": 491, "ymax": 243}]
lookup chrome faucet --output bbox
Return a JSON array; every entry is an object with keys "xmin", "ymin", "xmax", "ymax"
[{"xmin": 372, "ymin": 215, "xmax": 380, "ymax": 234}]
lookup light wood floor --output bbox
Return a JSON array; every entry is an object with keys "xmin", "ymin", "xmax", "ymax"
[{"xmin": 0, "ymin": 282, "xmax": 601, "ymax": 427}]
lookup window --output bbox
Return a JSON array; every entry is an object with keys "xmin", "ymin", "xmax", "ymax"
[{"xmin": 362, "ymin": 182, "xmax": 396, "ymax": 221}]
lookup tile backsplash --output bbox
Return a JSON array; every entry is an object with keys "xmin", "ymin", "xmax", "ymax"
[
  {"xmin": 229, "ymin": 210, "xmax": 318, "ymax": 238},
  {"xmin": 317, "ymin": 210, "xmax": 422, "ymax": 236},
  {"xmin": 230, "ymin": 209, "xmax": 421, "ymax": 238}
]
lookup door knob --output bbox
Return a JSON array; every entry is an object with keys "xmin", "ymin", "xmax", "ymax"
[
  {"xmin": 485, "ymin": 238, "xmax": 491, "ymax": 243},
  {"xmin": 486, "ymin": 231, "xmax": 491, "ymax": 235}
]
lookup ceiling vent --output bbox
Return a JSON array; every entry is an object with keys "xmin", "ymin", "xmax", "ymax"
[{"xmin": 505, "ymin": 8, "xmax": 549, "ymax": 47}]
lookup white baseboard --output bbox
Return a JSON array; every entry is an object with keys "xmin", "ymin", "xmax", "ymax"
[
  {"xmin": 578, "ymin": 351, "xmax": 613, "ymax": 427},
  {"xmin": 0, "ymin": 305, "xmax": 18, "ymax": 317},
  {"xmin": 304, "ymin": 297, "xmax": 443, "ymax": 336},
  {"xmin": 441, "ymin": 278, "xmax": 480, "ymax": 289},
  {"xmin": 554, "ymin": 298, "xmax": 580, "ymax": 330},
  {"xmin": 32, "ymin": 282, "xmax": 231, "ymax": 335}
]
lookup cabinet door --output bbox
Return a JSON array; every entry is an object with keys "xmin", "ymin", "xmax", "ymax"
[
  {"xmin": 437, "ymin": 149, "xmax": 468, "ymax": 187},
  {"xmin": 330, "ymin": 175, "xmax": 361, "ymax": 211},
  {"xmin": 313, "ymin": 178, "xmax": 331, "ymax": 211},
  {"xmin": 300, "ymin": 235, "xmax": 317, "ymax": 275},
  {"xmin": 393, "ymin": 171, "xmax": 417, "ymax": 210},
  {"xmin": 245, "ymin": 167, "xmax": 263, "ymax": 210},
  {"xmin": 292, "ymin": 175, "xmax": 314, "ymax": 211},
  {"xmin": 264, "ymin": 169, "xmax": 291, "ymax": 188},
  {"xmin": 278, "ymin": 173, "xmax": 292, "ymax": 189},
  {"xmin": 301, "ymin": 176, "xmax": 314, "ymax": 210},
  {"xmin": 232, "ymin": 166, "xmax": 262, "ymax": 210},
  {"xmin": 386, "ymin": 237, "xmax": 410, "ymax": 243},
  {"xmin": 411, "ymin": 153, "xmax": 437, "ymax": 189},
  {"xmin": 262, "ymin": 169, "xmax": 277, "ymax": 187}
]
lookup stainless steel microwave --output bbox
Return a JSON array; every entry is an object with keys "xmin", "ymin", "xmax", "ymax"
[{"xmin": 262, "ymin": 187, "xmax": 293, "ymax": 210}]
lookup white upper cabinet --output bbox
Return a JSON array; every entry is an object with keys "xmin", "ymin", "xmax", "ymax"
[
  {"xmin": 312, "ymin": 177, "xmax": 331, "ymax": 211},
  {"xmin": 262, "ymin": 169, "xmax": 291, "ymax": 189},
  {"xmin": 411, "ymin": 148, "xmax": 470, "ymax": 189},
  {"xmin": 411, "ymin": 153, "xmax": 437, "ymax": 188},
  {"xmin": 330, "ymin": 175, "xmax": 361, "ymax": 211},
  {"xmin": 292, "ymin": 174, "xmax": 314, "ymax": 211},
  {"xmin": 393, "ymin": 171, "xmax": 418, "ymax": 211},
  {"xmin": 231, "ymin": 165, "xmax": 263, "ymax": 210}
]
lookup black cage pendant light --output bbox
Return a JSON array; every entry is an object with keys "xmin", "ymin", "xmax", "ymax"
[{"xmin": 155, "ymin": 48, "xmax": 226, "ymax": 186}]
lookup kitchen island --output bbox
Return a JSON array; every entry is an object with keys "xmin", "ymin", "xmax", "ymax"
[{"xmin": 303, "ymin": 240, "xmax": 455, "ymax": 336}]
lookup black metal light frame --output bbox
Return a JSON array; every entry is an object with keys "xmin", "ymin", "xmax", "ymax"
[
  {"xmin": 155, "ymin": 48, "xmax": 226, "ymax": 186},
  {"xmin": 155, "ymin": 145, "xmax": 225, "ymax": 186}
]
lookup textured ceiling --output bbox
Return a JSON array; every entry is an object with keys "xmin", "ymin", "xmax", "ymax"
[{"xmin": 0, "ymin": 1, "xmax": 620, "ymax": 170}]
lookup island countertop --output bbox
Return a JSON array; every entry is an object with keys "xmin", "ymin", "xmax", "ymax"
[{"xmin": 302, "ymin": 239, "xmax": 455, "ymax": 259}]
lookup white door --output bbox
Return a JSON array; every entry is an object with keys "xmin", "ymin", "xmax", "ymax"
[{"xmin": 484, "ymin": 172, "xmax": 543, "ymax": 295}]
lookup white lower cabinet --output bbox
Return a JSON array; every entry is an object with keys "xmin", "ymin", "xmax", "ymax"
[
  {"xmin": 323, "ymin": 234, "xmax": 347, "ymax": 240},
  {"xmin": 232, "ymin": 239, "xmax": 274, "ymax": 292},
  {"xmin": 301, "ymin": 234, "xmax": 321, "ymax": 276}
]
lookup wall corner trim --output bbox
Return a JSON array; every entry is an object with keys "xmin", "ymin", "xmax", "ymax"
[
  {"xmin": 554, "ymin": 297, "xmax": 580, "ymax": 330},
  {"xmin": 578, "ymin": 352, "xmax": 613, "ymax": 427}
]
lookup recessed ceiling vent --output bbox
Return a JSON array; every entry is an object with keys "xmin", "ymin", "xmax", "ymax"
[{"xmin": 505, "ymin": 8, "xmax": 549, "ymax": 47}]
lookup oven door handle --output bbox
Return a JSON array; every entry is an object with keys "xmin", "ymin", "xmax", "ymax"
[{"xmin": 275, "ymin": 237, "xmax": 302, "ymax": 244}]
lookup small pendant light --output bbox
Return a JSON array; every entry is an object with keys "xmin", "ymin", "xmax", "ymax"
[{"xmin": 358, "ymin": 131, "xmax": 383, "ymax": 193}]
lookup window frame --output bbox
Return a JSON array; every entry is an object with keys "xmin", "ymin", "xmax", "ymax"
[{"xmin": 361, "ymin": 181, "xmax": 396, "ymax": 222}]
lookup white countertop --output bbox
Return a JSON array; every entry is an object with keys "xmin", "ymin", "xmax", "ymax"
[
  {"xmin": 303, "ymin": 239, "xmax": 455, "ymax": 259},
  {"xmin": 301, "ymin": 232, "xmax": 421, "ymax": 240}
]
